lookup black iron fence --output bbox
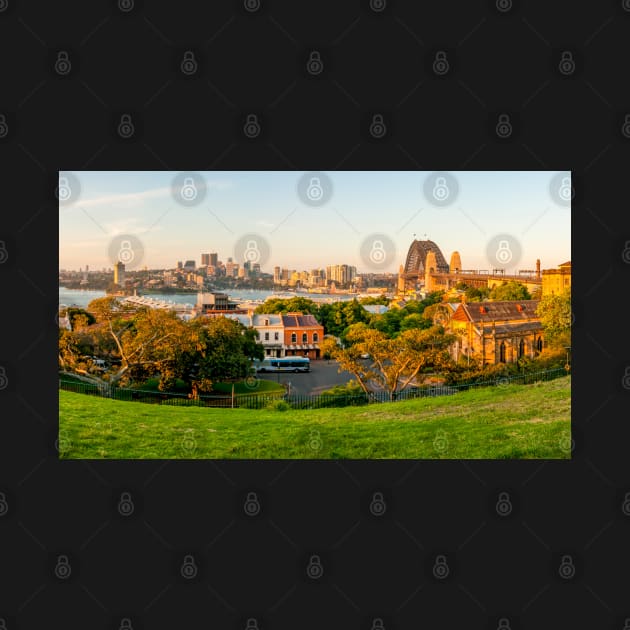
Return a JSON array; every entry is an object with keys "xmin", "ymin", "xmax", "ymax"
[{"xmin": 59, "ymin": 366, "xmax": 569, "ymax": 410}]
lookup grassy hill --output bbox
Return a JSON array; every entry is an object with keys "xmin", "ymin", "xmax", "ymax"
[{"xmin": 58, "ymin": 376, "xmax": 571, "ymax": 459}]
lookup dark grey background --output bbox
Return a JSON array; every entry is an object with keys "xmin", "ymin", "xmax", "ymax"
[{"xmin": 1, "ymin": 0, "xmax": 629, "ymax": 628}]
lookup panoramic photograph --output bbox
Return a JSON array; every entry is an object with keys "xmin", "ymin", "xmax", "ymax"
[{"xmin": 58, "ymin": 170, "xmax": 572, "ymax": 459}]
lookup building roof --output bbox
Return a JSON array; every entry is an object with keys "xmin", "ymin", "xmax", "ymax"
[
  {"xmin": 453, "ymin": 300, "xmax": 540, "ymax": 324},
  {"xmin": 281, "ymin": 314, "xmax": 322, "ymax": 328},
  {"xmin": 222, "ymin": 314, "xmax": 252, "ymax": 327},
  {"xmin": 252, "ymin": 314, "xmax": 283, "ymax": 326}
]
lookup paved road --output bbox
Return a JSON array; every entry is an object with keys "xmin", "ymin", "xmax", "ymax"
[{"xmin": 256, "ymin": 359, "xmax": 359, "ymax": 395}]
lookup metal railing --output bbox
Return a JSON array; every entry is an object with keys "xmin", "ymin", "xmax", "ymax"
[{"xmin": 59, "ymin": 367, "xmax": 568, "ymax": 410}]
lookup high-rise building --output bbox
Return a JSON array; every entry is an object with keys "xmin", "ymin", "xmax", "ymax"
[
  {"xmin": 274, "ymin": 266, "xmax": 281, "ymax": 283},
  {"xmin": 184, "ymin": 260, "xmax": 196, "ymax": 272},
  {"xmin": 252, "ymin": 263, "xmax": 261, "ymax": 276},
  {"xmin": 177, "ymin": 261, "xmax": 183, "ymax": 270},
  {"xmin": 210, "ymin": 253, "xmax": 218, "ymax": 267},
  {"xmin": 114, "ymin": 261, "xmax": 125, "ymax": 286},
  {"xmin": 201, "ymin": 253, "xmax": 210, "ymax": 266}
]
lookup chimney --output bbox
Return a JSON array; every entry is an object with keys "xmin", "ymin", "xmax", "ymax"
[{"xmin": 536, "ymin": 259, "xmax": 541, "ymax": 278}]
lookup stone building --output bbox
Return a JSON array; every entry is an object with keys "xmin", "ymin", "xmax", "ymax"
[
  {"xmin": 444, "ymin": 300, "xmax": 544, "ymax": 366},
  {"xmin": 542, "ymin": 261, "xmax": 571, "ymax": 296}
]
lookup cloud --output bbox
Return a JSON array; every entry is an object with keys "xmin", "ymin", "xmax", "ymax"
[{"xmin": 76, "ymin": 179, "xmax": 234, "ymax": 210}]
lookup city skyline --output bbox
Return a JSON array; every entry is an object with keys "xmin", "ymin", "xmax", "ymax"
[{"xmin": 59, "ymin": 170, "xmax": 571, "ymax": 272}]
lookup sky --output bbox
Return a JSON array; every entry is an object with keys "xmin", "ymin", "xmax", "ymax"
[{"xmin": 59, "ymin": 171, "xmax": 571, "ymax": 274}]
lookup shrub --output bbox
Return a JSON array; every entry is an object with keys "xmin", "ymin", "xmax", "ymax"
[{"xmin": 265, "ymin": 400, "xmax": 292, "ymax": 412}]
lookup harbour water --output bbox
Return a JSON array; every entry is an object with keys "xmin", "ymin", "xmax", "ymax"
[{"xmin": 58, "ymin": 287, "xmax": 366, "ymax": 309}]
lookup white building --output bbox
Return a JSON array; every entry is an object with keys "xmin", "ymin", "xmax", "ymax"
[{"xmin": 223, "ymin": 313, "xmax": 285, "ymax": 357}]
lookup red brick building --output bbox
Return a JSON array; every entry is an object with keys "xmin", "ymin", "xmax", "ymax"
[{"xmin": 281, "ymin": 312, "xmax": 324, "ymax": 359}]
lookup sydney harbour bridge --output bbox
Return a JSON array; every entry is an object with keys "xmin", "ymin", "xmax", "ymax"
[{"xmin": 397, "ymin": 239, "xmax": 542, "ymax": 294}]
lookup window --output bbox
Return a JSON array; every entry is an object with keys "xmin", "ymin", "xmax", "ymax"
[
  {"xmin": 291, "ymin": 333, "xmax": 297, "ymax": 343},
  {"xmin": 536, "ymin": 336, "xmax": 543, "ymax": 352},
  {"xmin": 302, "ymin": 333, "xmax": 308, "ymax": 343},
  {"xmin": 264, "ymin": 318, "xmax": 269, "ymax": 326},
  {"xmin": 313, "ymin": 332, "xmax": 318, "ymax": 342},
  {"xmin": 274, "ymin": 332, "xmax": 279, "ymax": 340},
  {"xmin": 264, "ymin": 332, "xmax": 269, "ymax": 341},
  {"xmin": 499, "ymin": 341, "xmax": 506, "ymax": 363},
  {"xmin": 518, "ymin": 339, "xmax": 525, "ymax": 358}
]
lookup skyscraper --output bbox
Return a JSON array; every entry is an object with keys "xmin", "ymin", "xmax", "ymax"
[
  {"xmin": 114, "ymin": 261, "xmax": 125, "ymax": 286},
  {"xmin": 201, "ymin": 253, "xmax": 210, "ymax": 266},
  {"xmin": 210, "ymin": 253, "xmax": 218, "ymax": 267}
]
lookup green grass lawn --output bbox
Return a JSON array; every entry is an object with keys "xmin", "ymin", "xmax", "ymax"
[{"xmin": 58, "ymin": 375, "xmax": 571, "ymax": 459}]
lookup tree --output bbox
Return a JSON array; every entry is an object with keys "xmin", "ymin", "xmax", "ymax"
[
  {"xmin": 489, "ymin": 281, "xmax": 531, "ymax": 301},
  {"xmin": 536, "ymin": 288, "xmax": 571, "ymax": 348},
  {"xmin": 59, "ymin": 301, "xmax": 267, "ymax": 397},
  {"xmin": 324, "ymin": 323, "xmax": 456, "ymax": 400},
  {"xmin": 255, "ymin": 297, "xmax": 318, "ymax": 315},
  {"xmin": 464, "ymin": 286, "xmax": 490, "ymax": 302},
  {"xmin": 359, "ymin": 295, "xmax": 390, "ymax": 305}
]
